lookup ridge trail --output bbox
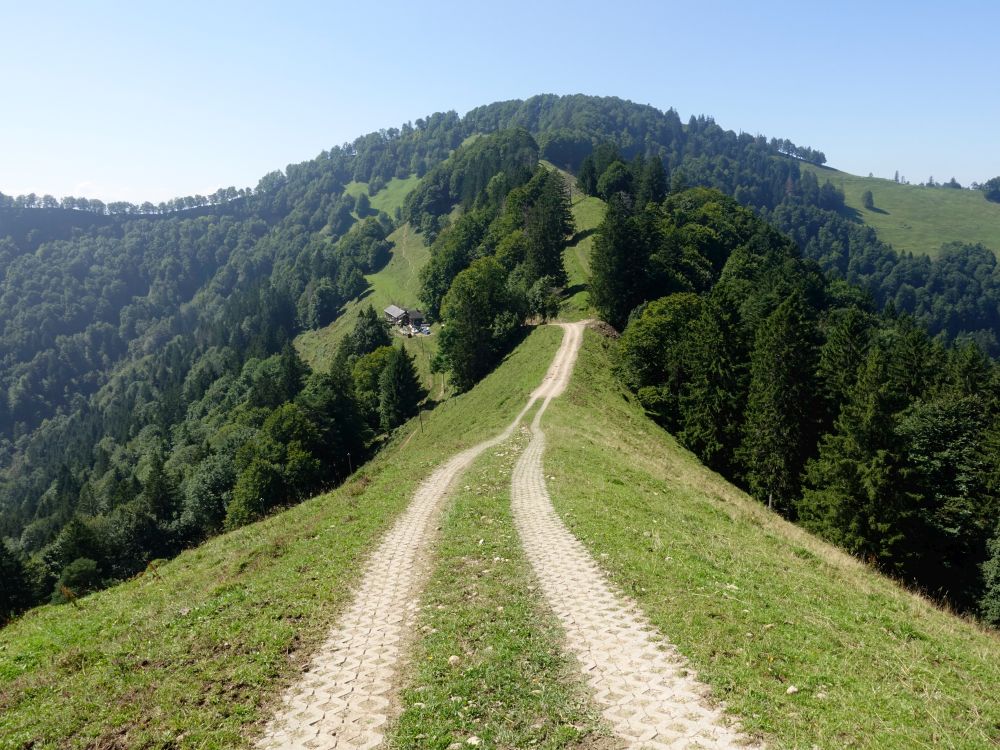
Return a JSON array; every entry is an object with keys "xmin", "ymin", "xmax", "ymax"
[
  {"xmin": 511, "ymin": 322, "xmax": 757, "ymax": 749},
  {"xmin": 255, "ymin": 323, "xmax": 584, "ymax": 750}
]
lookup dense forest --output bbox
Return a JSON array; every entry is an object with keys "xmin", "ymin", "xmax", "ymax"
[
  {"xmin": 3, "ymin": 94, "xmax": 1000, "ymax": 625},
  {"xmin": 590, "ymin": 184, "xmax": 1000, "ymax": 623}
]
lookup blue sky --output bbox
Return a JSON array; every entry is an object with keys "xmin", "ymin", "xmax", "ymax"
[{"xmin": 2, "ymin": 0, "xmax": 998, "ymax": 202}]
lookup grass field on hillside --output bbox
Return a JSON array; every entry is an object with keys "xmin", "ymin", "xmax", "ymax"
[
  {"xmin": 0, "ymin": 327, "xmax": 563, "ymax": 750},
  {"xmin": 801, "ymin": 163, "xmax": 1000, "ymax": 257},
  {"xmin": 344, "ymin": 174, "xmax": 421, "ymax": 218},
  {"xmin": 543, "ymin": 330, "xmax": 1000, "ymax": 749},
  {"xmin": 541, "ymin": 161, "xmax": 604, "ymax": 321},
  {"xmin": 296, "ymin": 222, "xmax": 443, "ymax": 395}
]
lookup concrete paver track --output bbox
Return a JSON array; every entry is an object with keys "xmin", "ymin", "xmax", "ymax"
[
  {"xmin": 511, "ymin": 322, "xmax": 757, "ymax": 749},
  {"xmin": 255, "ymin": 324, "xmax": 587, "ymax": 750}
]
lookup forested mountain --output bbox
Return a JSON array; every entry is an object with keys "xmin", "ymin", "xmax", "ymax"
[
  {"xmin": 595, "ymin": 185, "xmax": 1000, "ymax": 621},
  {"xmin": 3, "ymin": 93, "xmax": 999, "ymax": 625}
]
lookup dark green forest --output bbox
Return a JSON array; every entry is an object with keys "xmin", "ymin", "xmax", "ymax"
[
  {"xmin": 595, "ymin": 186, "xmax": 1000, "ymax": 623},
  {"xmin": 3, "ymin": 94, "xmax": 1000, "ymax": 626}
]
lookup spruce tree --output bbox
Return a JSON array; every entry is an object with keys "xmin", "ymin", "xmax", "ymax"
[
  {"xmin": 0, "ymin": 541, "xmax": 32, "ymax": 620},
  {"xmin": 590, "ymin": 194, "xmax": 647, "ymax": 330},
  {"xmin": 740, "ymin": 292, "xmax": 817, "ymax": 514},
  {"xmin": 798, "ymin": 345, "xmax": 917, "ymax": 569},
  {"xmin": 678, "ymin": 294, "xmax": 746, "ymax": 475},
  {"xmin": 378, "ymin": 346, "xmax": 427, "ymax": 431}
]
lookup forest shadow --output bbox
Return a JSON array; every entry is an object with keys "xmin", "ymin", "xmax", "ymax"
[
  {"xmin": 562, "ymin": 283, "xmax": 588, "ymax": 298},
  {"xmin": 869, "ymin": 206, "xmax": 890, "ymax": 215},
  {"xmin": 570, "ymin": 227, "xmax": 596, "ymax": 244},
  {"xmin": 836, "ymin": 205, "xmax": 864, "ymax": 224}
]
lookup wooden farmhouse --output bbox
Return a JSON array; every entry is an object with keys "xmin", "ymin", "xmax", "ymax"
[{"xmin": 384, "ymin": 304, "xmax": 425, "ymax": 328}]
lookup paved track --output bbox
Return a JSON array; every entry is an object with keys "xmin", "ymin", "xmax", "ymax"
[
  {"xmin": 511, "ymin": 322, "xmax": 757, "ymax": 750},
  {"xmin": 255, "ymin": 324, "xmax": 585, "ymax": 750}
]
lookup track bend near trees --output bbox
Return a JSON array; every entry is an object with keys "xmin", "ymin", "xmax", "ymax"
[
  {"xmin": 255, "ymin": 323, "xmax": 586, "ymax": 750},
  {"xmin": 511, "ymin": 322, "xmax": 758, "ymax": 749}
]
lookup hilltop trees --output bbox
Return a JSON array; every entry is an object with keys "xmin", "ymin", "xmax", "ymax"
[{"xmin": 981, "ymin": 177, "xmax": 1000, "ymax": 203}]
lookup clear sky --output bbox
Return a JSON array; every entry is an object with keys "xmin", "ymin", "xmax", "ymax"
[{"xmin": 2, "ymin": 0, "xmax": 998, "ymax": 203}]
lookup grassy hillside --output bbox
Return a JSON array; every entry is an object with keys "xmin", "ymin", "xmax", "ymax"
[
  {"xmin": 296, "ymin": 222, "xmax": 444, "ymax": 395},
  {"xmin": 344, "ymin": 174, "xmax": 421, "ymax": 217},
  {"xmin": 801, "ymin": 162, "xmax": 1000, "ymax": 257},
  {"xmin": 0, "ymin": 327, "xmax": 564, "ymax": 750},
  {"xmin": 541, "ymin": 161, "xmax": 605, "ymax": 320},
  {"xmin": 544, "ymin": 330, "xmax": 1000, "ymax": 749}
]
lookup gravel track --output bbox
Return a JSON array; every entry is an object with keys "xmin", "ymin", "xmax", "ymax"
[
  {"xmin": 511, "ymin": 322, "xmax": 757, "ymax": 750},
  {"xmin": 254, "ymin": 325, "xmax": 584, "ymax": 750}
]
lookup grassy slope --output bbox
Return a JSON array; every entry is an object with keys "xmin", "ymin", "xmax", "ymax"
[
  {"xmin": 0, "ymin": 327, "xmax": 563, "ymax": 750},
  {"xmin": 801, "ymin": 162, "xmax": 1000, "ymax": 257},
  {"xmin": 543, "ymin": 331, "xmax": 1000, "ymax": 749},
  {"xmin": 296, "ymin": 222, "xmax": 444, "ymax": 395},
  {"xmin": 344, "ymin": 174, "xmax": 421, "ymax": 217},
  {"xmin": 540, "ymin": 161, "xmax": 605, "ymax": 321}
]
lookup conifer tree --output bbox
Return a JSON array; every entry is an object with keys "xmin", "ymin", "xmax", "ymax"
[
  {"xmin": 981, "ymin": 523, "xmax": 1000, "ymax": 626},
  {"xmin": 678, "ymin": 294, "xmax": 746, "ymax": 475},
  {"xmin": 378, "ymin": 346, "xmax": 427, "ymax": 431},
  {"xmin": 590, "ymin": 194, "xmax": 647, "ymax": 330},
  {"xmin": 816, "ymin": 305, "xmax": 874, "ymax": 426},
  {"xmin": 0, "ymin": 541, "xmax": 32, "ymax": 620},
  {"xmin": 798, "ymin": 345, "xmax": 917, "ymax": 569},
  {"xmin": 740, "ymin": 292, "xmax": 818, "ymax": 514}
]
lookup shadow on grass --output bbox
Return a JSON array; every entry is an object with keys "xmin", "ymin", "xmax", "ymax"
[
  {"xmin": 836, "ymin": 205, "xmax": 864, "ymax": 224},
  {"xmin": 869, "ymin": 207, "xmax": 890, "ymax": 215},
  {"xmin": 570, "ymin": 228, "xmax": 596, "ymax": 245},
  {"xmin": 562, "ymin": 283, "xmax": 589, "ymax": 298}
]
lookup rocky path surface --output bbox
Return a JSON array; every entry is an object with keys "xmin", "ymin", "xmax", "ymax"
[
  {"xmin": 255, "ymin": 324, "xmax": 585, "ymax": 750},
  {"xmin": 511, "ymin": 323, "xmax": 756, "ymax": 749}
]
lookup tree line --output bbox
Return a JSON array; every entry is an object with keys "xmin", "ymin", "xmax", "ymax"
[{"xmin": 594, "ymin": 184, "xmax": 1000, "ymax": 625}]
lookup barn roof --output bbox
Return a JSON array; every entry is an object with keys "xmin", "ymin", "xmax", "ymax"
[{"xmin": 384, "ymin": 304, "xmax": 406, "ymax": 318}]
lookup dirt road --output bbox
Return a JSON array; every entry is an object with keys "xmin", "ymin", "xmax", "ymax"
[
  {"xmin": 511, "ymin": 322, "xmax": 756, "ymax": 749},
  {"xmin": 254, "ymin": 324, "xmax": 587, "ymax": 750}
]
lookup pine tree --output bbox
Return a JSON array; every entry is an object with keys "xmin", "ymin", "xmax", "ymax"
[
  {"xmin": 0, "ymin": 541, "xmax": 33, "ymax": 620},
  {"xmin": 798, "ymin": 345, "xmax": 917, "ymax": 569},
  {"xmin": 576, "ymin": 156, "xmax": 598, "ymax": 196},
  {"xmin": 524, "ymin": 172, "xmax": 572, "ymax": 286},
  {"xmin": 816, "ymin": 305, "xmax": 874, "ymax": 429},
  {"xmin": 740, "ymin": 292, "xmax": 817, "ymax": 514},
  {"xmin": 590, "ymin": 194, "xmax": 647, "ymax": 330},
  {"xmin": 636, "ymin": 157, "xmax": 668, "ymax": 207},
  {"xmin": 678, "ymin": 295, "xmax": 746, "ymax": 475},
  {"xmin": 378, "ymin": 346, "xmax": 427, "ymax": 431},
  {"xmin": 981, "ymin": 523, "xmax": 1000, "ymax": 626},
  {"xmin": 140, "ymin": 450, "xmax": 180, "ymax": 523}
]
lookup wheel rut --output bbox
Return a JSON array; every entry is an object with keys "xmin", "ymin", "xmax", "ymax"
[
  {"xmin": 254, "ymin": 324, "xmax": 585, "ymax": 750},
  {"xmin": 511, "ymin": 322, "xmax": 758, "ymax": 749}
]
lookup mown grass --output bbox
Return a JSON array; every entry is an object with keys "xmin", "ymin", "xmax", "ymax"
[
  {"xmin": 344, "ymin": 174, "xmax": 421, "ymax": 218},
  {"xmin": 296, "ymin": 222, "xmax": 443, "ymax": 395},
  {"xmin": 0, "ymin": 327, "xmax": 563, "ymax": 750},
  {"xmin": 800, "ymin": 163, "xmax": 1000, "ymax": 257},
  {"xmin": 542, "ymin": 330, "xmax": 1000, "ymax": 749},
  {"xmin": 388, "ymin": 427, "xmax": 615, "ymax": 750}
]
